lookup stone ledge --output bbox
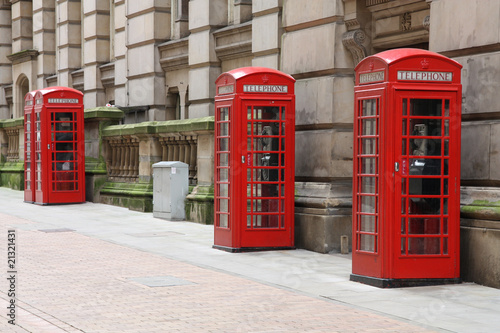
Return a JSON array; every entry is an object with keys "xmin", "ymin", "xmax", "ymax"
[
  {"xmin": 102, "ymin": 116, "xmax": 214, "ymax": 137},
  {"xmin": 461, "ymin": 186, "xmax": 500, "ymax": 221},
  {"xmin": 0, "ymin": 117, "xmax": 23, "ymax": 129},
  {"xmin": 84, "ymin": 107, "xmax": 124, "ymax": 120}
]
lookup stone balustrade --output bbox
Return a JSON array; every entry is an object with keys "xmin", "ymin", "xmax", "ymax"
[{"xmin": 0, "ymin": 117, "xmax": 24, "ymax": 189}]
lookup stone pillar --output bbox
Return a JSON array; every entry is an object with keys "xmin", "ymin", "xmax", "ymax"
[
  {"xmin": 251, "ymin": 0, "xmax": 282, "ymax": 68},
  {"xmin": 55, "ymin": 0, "xmax": 81, "ymax": 87},
  {"xmin": 126, "ymin": 1, "xmax": 170, "ymax": 121},
  {"xmin": 138, "ymin": 135, "xmax": 162, "ymax": 183},
  {"xmin": 82, "ymin": 0, "xmax": 110, "ymax": 107},
  {"xmin": 0, "ymin": 2, "xmax": 12, "ymax": 119},
  {"xmin": 281, "ymin": 0, "xmax": 355, "ymax": 253},
  {"xmin": 113, "ymin": 0, "xmax": 126, "ymax": 106},
  {"xmin": 33, "ymin": 0, "xmax": 56, "ymax": 88},
  {"xmin": 188, "ymin": 0, "xmax": 226, "ymax": 118},
  {"xmin": 11, "ymin": 0, "xmax": 32, "ymax": 53}
]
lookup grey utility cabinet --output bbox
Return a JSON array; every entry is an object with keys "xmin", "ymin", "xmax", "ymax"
[{"xmin": 152, "ymin": 161, "xmax": 189, "ymax": 220}]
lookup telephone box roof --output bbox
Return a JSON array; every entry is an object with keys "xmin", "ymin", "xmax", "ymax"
[{"xmin": 356, "ymin": 48, "xmax": 462, "ymax": 70}]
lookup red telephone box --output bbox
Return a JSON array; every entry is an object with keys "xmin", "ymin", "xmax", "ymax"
[
  {"xmin": 31, "ymin": 87, "xmax": 85, "ymax": 205},
  {"xmin": 351, "ymin": 49, "xmax": 462, "ymax": 287},
  {"xmin": 24, "ymin": 90, "xmax": 36, "ymax": 203},
  {"xmin": 213, "ymin": 67, "xmax": 295, "ymax": 252}
]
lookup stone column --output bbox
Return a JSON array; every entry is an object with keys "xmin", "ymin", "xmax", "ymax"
[
  {"xmin": 251, "ymin": 0, "xmax": 282, "ymax": 68},
  {"xmin": 0, "ymin": 2, "xmax": 12, "ymax": 119},
  {"xmin": 281, "ymin": 0, "xmax": 354, "ymax": 253},
  {"xmin": 126, "ymin": 1, "xmax": 170, "ymax": 120},
  {"xmin": 11, "ymin": 0, "xmax": 32, "ymax": 53},
  {"xmin": 113, "ymin": 0, "xmax": 126, "ymax": 106},
  {"xmin": 188, "ymin": 0, "xmax": 226, "ymax": 118},
  {"xmin": 55, "ymin": 0, "xmax": 81, "ymax": 87},
  {"xmin": 82, "ymin": 0, "xmax": 110, "ymax": 107},
  {"xmin": 138, "ymin": 135, "xmax": 162, "ymax": 183},
  {"xmin": 33, "ymin": 0, "xmax": 56, "ymax": 88}
]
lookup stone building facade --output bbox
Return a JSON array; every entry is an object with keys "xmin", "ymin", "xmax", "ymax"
[{"xmin": 0, "ymin": 0, "xmax": 499, "ymax": 288}]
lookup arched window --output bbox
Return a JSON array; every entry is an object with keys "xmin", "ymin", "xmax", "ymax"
[{"xmin": 15, "ymin": 75, "xmax": 29, "ymax": 119}]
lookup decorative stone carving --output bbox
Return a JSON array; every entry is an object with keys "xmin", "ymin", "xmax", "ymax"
[
  {"xmin": 423, "ymin": 15, "xmax": 430, "ymax": 31},
  {"xmin": 401, "ymin": 12, "xmax": 412, "ymax": 31},
  {"xmin": 342, "ymin": 29, "xmax": 367, "ymax": 65}
]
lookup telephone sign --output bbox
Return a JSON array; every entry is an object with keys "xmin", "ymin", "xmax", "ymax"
[
  {"xmin": 351, "ymin": 49, "xmax": 462, "ymax": 287},
  {"xmin": 213, "ymin": 67, "xmax": 296, "ymax": 252}
]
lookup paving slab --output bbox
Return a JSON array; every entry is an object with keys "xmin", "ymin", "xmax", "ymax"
[{"xmin": 1, "ymin": 187, "xmax": 499, "ymax": 332}]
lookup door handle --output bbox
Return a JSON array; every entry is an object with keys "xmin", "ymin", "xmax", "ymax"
[{"xmin": 395, "ymin": 162, "xmax": 399, "ymax": 172}]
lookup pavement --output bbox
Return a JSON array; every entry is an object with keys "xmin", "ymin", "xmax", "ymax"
[{"xmin": 0, "ymin": 187, "xmax": 499, "ymax": 333}]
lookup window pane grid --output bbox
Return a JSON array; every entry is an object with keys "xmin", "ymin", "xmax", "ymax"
[
  {"xmin": 400, "ymin": 98, "xmax": 450, "ymax": 256},
  {"xmin": 355, "ymin": 99, "xmax": 380, "ymax": 253}
]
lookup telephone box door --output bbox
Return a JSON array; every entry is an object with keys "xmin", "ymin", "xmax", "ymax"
[
  {"xmin": 24, "ymin": 91, "xmax": 36, "ymax": 203},
  {"xmin": 352, "ymin": 89, "xmax": 386, "ymax": 278},
  {"xmin": 393, "ymin": 91, "xmax": 460, "ymax": 278},
  {"xmin": 241, "ymin": 101, "xmax": 294, "ymax": 248}
]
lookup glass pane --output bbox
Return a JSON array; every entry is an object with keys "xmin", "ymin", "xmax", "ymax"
[
  {"xmin": 401, "ymin": 237, "xmax": 406, "ymax": 255},
  {"xmin": 401, "ymin": 218, "xmax": 406, "ymax": 234},
  {"xmin": 402, "ymin": 139, "xmax": 407, "ymax": 155},
  {"xmin": 360, "ymin": 196, "xmax": 376, "ymax": 213},
  {"xmin": 410, "ymin": 99, "xmax": 442, "ymax": 117},
  {"xmin": 362, "ymin": 99, "xmax": 377, "ymax": 116},
  {"xmin": 219, "ymin": 107, "xmax": 229, "ymax": 121},
  {"xmin": 220, "ymin": 122, "xmax": 229, "ymax": 136},
  {"xmin": 258, "ymin": 184, "xmax": 279, "ymax": 197},
  {"xmin": 361, "ymin": 138, "xmax": 377, "ymax": 155},
  {"xmin": 55, "ymin": 112, "xmax": 73, "ymax": 121},
  {"xmin": 402, "ymin": 98, "xmax": 407, "ymax": 116},
  {"xmin": 219, "ymin": 214, "xmax": 228, "ymax": 228},
  {"xmin": 409, "ymin": 158, "xmax": 442, "ymax": 175},
  {"xmin": 443, "ymin": 218, "xmax": 448, "ymax": 234},
  {"xmin": 443, "ymin": 237, "xmax": 448, "ymax": 255},
  {"xmin": 360, "ymin": 177, "xmax": 377, "ymax": 194},
  {"xmin": 408, "ymin": 197, "xmax": 441, "ymax": 215},
  {"xmin": 219, "ymin": 184, "xmax": 229, "ymax": 197},
  {"xmin": 410, "ymin": 119, "xmax": 442, "ymax": 137},
  {"xmin": 252, "ymin": 199, "xmax": 279, "ymax": 212},
  {"xmin": 409, "ymin": 177, "xmax": 441, "ymax": 196},
  {"xmin": 254, "ymin": 214, "xmax": 279, "ymax": 228},
  {"xmin": 219, "ymin": 138, "xmax": 229, "ymax": 151},
  {"xmin": 219, "ymin": 153, "xmax": 229, "ymax": 167},
  {"xmin": 410, "ymin": 138, "xmax": 442, "ymax": 156},
  {"xmin": 360, "ymin": 215, "xmax": 375, "ymax": 232},
  {"xmin": 444, "ymin": 100, "xmax": 450, "ymax": 117},
  {"xmin": 219, "ymin": 199, "xmax": 229, "ymax": 213},
  {"xmin": 253, "ymin": 106, "xmax": 280, "ymax": 120},
  {"xmin": 408, "ymin": 237, "xmax": 440, "ymax": 255},
  {"xmin": 360, "ymin": 234, "xmax": 375, "ymax": 252},
  {"xmin": 408, "ymin": 218, "xmax": 440, "ymax": 234},
  {"xmin": 402, "ymin": 119, "xmax": 407, "ymax": 135},
  {"xmin": 219, "ymin": 168, "xmax": 229, "ymax": 182},
  {"xmin": 362, "ymin": 118, "xmax": 377, "ymax": 136},
  {"xmin": 281, "ymin": 107, "xmax": 286, "ymax": 121},
  {"xmin": 361, "ymin": 157, "xmax": 377, "ymax": 174}
]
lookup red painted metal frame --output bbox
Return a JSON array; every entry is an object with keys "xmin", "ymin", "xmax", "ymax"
[
  {"xmin": 352, "ymin": 49, "xmax": 462, "ymax": 285},
  {"xmin": 214, "ymin": 67, "xmax": 296, "ymax": 251},
  {"xmin": 32, "ymin": 86, "xmax": 85, "ymax": 205}
]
